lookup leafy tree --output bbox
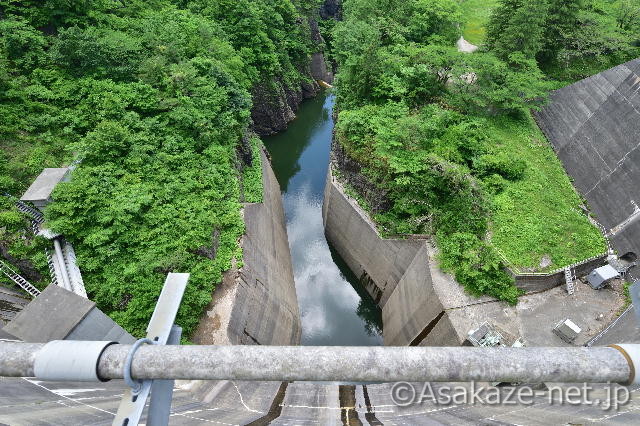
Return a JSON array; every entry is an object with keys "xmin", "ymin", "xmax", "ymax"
[
  {"xmin": 488, "ymin": 0, "xmax": 550, "ymax": 60},
  {"xmin": 616, "ymin": 0, "xmax": 640, "ymax": 31},
  {"xmin": 556, "ymin": 5, "xmax": 639, "ymax": 74},
  {"xmin": 486, "ymin": 0, "xmax": 523, "ymax": 50},
  {"xmin": 538, "ymin": 0, "xmax": 582, "ymax": 64},
  {"xmin": 406, "ymin": 0, "xmax": 461, "ymax": 45},
  {"xmin": 0, "ymin": 1, "xmax": 318, "ymax": 337},
  {"xmin": 51, "ymin": 26, "xmax": 142, "ymax": 79},
  {"xmin": 447, "ymin": 52, "xmax": 553, "ymax": 115}
]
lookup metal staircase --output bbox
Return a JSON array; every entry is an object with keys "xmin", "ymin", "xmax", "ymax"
[
  {"xmin": 15, "ymin": 200, "xmax": 44, "ymax": 224},
  {"xmin": 45, "ymin": 249, "xmax": 59, "ymax": 287},
  {"xmin": 564, "ymin": 267, "xmax": 575, "ymax": 295},
  {"xmin": 15, "ymin": 200, "xmax": 61, "ymax": 288},
  {"xmin": 0, "ymin": 260, "xmax": 41, "ymax": 298},
  {"xmin": 15, "ymin": 200, "xmax": 45, "ymax": 236}
]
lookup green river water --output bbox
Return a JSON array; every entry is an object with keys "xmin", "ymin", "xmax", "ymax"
[{"xmin": 263, "ymin": 91, "xmax": 383, "ymax": 346}]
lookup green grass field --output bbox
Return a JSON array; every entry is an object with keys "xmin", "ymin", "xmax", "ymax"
[
  {"xmin": 487, "ymin": 114, "xmax": 607, "ymax": 271},
  {"xmin": 459, "ymin": 0, "xmax": 499, "ymax": 45}
]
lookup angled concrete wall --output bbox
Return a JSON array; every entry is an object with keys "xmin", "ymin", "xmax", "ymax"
[
  {"xmin": 382, "ymin": 244, "xmax": 444, "ymax": 346},
  {"xmin": 322, "ymin": 171, "xmax": 423, "ymax": 308},
  {"xmin": 322, "ymin": 170, "xmax": 455, "ymax": 345},
  {"xmin": 2, "ymin": 285, "xmax": 134, "ymax": 343},
  {"xmin": 193, "ymin": 149, "xmax": 301, "ymax": 346},
  {"xmin": 535, "ymin": 58, "xmax": 640, "ymax": 259}
]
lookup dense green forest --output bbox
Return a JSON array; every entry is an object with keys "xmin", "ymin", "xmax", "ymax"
[
  {"xmin": 0, "ymin": 0, "xmax": 320, "ymax": 337},
  {"xmin": 1, "ymin": 0, "xmax": 637, "ymax": 333},
  {"xmin": 330, "ymin": 0, "xmax": 636, "ymax": 302}
]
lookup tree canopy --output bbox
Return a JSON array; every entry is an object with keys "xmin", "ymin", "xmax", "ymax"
[{"xmin": 0, "ymin": 1, "xmax": 317, "ymax": 337}]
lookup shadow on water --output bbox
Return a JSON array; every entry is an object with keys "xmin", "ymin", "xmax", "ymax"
[{"xmin": 263, "ymin": 91, "xmax": 383, "ymax": 346}]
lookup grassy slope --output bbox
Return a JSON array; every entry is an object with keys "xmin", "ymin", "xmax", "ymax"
[
  {"xmin": 459, "ymin": 0, "xmax": 499, "ymax": 45},
  {"xmin": 457, "ymin": 0, "xmax": 607, "ymax": 270},
  {"xmin": 487, "ymin": 115, "xmax": 607, "ymax": 271}
]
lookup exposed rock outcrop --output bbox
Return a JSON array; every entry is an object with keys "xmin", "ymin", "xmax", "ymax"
[
  {"xmin": 250, "ymin": 10, "xmax": 334, "ymax": 136},
  {"xmin": 331, "ymin": 139, "xmax": 392, "ymax": 215},
  {"xmin": 250, "ymin": 78, "xmax": 320, "ymax": 136},
  {"xmin": 320, "ymin": 0, "xmax": 342, "ymax": 20}
]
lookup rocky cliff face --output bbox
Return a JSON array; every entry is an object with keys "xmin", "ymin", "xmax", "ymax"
[
  {"xmin": 320, "ymin": 0, "xmax": 342, "ymax": 19},
  {"xmin": 250, "ymin": 13, "xmax": 334, "ymax": 137},
  {"xmin": 250, "ymin": 77, "xmax": 320, "ymax": 136},
  {"xmin": 331, "ymin": 138, "xmax": 392, "ymax": 215}
]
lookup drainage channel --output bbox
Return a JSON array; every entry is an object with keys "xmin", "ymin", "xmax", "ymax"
[{"xmin": 263, "ymin": 90, "xmax": 383, "ymax": 346}]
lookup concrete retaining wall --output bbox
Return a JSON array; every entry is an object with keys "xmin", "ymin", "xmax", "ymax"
[
  {"xmin": 322, "ymin": 167, "xmax": 614, "ymax": 347},
  {"xmin": 322, "ymin": 171, "xmax": 423, "ymax": 309},
  {"xmin": 510, "ymin": 254, "xmax": 608, "ymax": 293},
  {"xmin": 193, "ymin": 149, "xmax": 301, "ymax": 346},
  {"xmin": 322, "ymin": 170, "xmax": 454, "ymax": 345},
  {"xmin": 381, "ymin": 244, "xmax": 444, "ymax": 346}
]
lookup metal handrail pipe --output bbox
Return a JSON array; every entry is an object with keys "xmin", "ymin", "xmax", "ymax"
[{"xmin": 0, "ymin": 342, "xmax": 634, "ymax": 384}]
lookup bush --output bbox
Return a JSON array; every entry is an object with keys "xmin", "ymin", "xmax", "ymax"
[{"xmin": 474, "ymin": 153, "xmax": 526, "ymax": 181}]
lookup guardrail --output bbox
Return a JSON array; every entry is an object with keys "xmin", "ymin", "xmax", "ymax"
[{"xmin": 0, "ymin": 341, "xmax": 635, "ymax": 385}]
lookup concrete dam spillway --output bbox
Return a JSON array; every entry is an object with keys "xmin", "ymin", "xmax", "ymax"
[{"xmin": 263, "ymin": 91, "xmax": 383, "ymax": 346}]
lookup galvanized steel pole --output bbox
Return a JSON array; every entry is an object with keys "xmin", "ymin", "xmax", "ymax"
[{"xmin": 0, "ymin": 342, "xmax": 633, "ymax": 384}]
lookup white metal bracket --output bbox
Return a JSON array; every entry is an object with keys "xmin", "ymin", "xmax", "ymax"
[{"xmin": 112, "ymin": 273, "xmax": 189, "ymax": 426}]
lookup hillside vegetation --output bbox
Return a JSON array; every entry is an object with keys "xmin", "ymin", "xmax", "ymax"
[
  {"xmin": 0, "ymin": 0, "xmax": 319, "ymax": 337},
  {"xmin": 330, "ymin": 0, "xmax": 631, "ymax": 303}
]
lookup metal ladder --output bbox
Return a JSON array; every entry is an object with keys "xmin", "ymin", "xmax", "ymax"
[
  {"xmin": 15, "ymin": 200, "xmax": 44, "ymax": 235},
  {"xmin": 45, "ymin": 249, "xmax": 59, "ymax": 287},
  {"xmin": 564, "ymin": 267, "xmax": 575, "ymax": 295},
  {"xmin": 0, "ymin": 259, "xmax": 41, "ymax": 298}
]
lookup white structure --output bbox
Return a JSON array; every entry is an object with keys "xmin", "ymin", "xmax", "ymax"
[
  {"xmin": 18, "ymin": 168, "xmax": 86, "ymax": 298},
  {"xmin": 553, "ymin": 318, "xmax": 582, "ymax": 343},
  {"xmin": 587, "ymin": 264, "xmax": 620, "ymax": 290},
  {"xmin": 20, "ymin": 168, "xmax": 69, "ymax": 210}
]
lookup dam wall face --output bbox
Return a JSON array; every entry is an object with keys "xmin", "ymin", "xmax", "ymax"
[
  {"xmin": 322, "ymin": 171, "xmax": 424, "ymax": 309},
  {"xmin": 535, "ymin": 58, "xmax": 640, "ymax": 260},
  {"xmin": 193, "ymin": 149, "xmax": 301, "ymax": 346}
]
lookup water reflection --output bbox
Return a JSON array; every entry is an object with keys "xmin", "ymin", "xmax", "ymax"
[{"xmin": 263, "ymin": 92, "xmax": 383, "ymax": 346}]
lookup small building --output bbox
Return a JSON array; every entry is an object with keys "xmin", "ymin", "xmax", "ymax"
[
  {"xmin": 553, "ymin": 318, "xmax": 581, "ymax": 344},
  {"xmin": 20, "ymin": 168, "xmax": 70, "ymax": 211},
  {"xmin": 466, "ymin": 321, "xmax": 521, "ymax": 347},
  {"xmin": 586, "ymin": 265, "xmax": 620, "ymax": 290}
]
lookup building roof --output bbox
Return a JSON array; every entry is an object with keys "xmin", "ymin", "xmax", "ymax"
[
  {"xmin": 592, "ymin": 264, "xmax": 620, "ymax": 281},
  {"xmin": 20, "ymin": 168, "xmax": 69, "ymax": 203}
]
